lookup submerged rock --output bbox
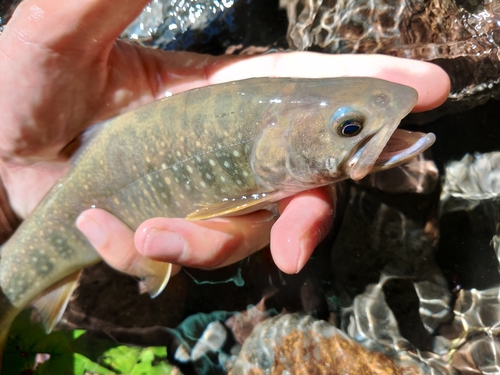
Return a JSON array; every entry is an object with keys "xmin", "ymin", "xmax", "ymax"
[
  {"xmin": 437, "ymin": 151, "xmax": 500, "ymax": 374},
  {"xmin": 330, "ymin": 185, "xmax": 455, "ymax": 374},
  {"xmin": 449, "ymin": 287, "xmax": 500, "ymax": 374},
  {"xmin": 229, "ymin": 313, "xmax": 424, "ymax": 375}
]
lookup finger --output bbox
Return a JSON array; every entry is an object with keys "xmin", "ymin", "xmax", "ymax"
[
  {"xmin": 205, "ymin": 53, "xmax": 450, "ymax": 113},
  {"xmin": 76, "ymin": 208, "xmax": 181, "ymax": 277},
  {"xmin": 270, "ymin": 187, "xmax": 335, "ymax": 274},
  {"xmin": 4, "ymin": 0, "xmax": 150, "ymax": 48},
  {"xmin": 135, "ymin": 210, "xmax": 277, "ymax": 268},
  {"xmin": 148, "ymin": 52, "xmax": 449, "ymax": 111}
]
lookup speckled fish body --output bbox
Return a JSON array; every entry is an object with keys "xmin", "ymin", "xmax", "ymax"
[{"xmin": 0, "ymin": 77, "xmax": 431, "ymax": 358}]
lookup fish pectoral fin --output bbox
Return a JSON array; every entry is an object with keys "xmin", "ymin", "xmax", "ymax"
[
  {"xmin": 130, "ymin": 257, "xmax": 172, "ymax": 298},
  {"xmin": 185, "ymin": 191, "xmax": 282, "ymax": 221},
  {"xmin": 32, "ymin": 270, "xmax": 82, "ymax": 333}
]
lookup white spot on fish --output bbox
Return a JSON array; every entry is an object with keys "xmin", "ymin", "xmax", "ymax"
[
  {"xmin": 220, "ymin": 176, "xmax": 226, "ymax": 182},
  {"xmin": 162, "ymin": 163, "xmax": 167, "ymax": 170},
  {"xmin": 232, "ymin": 150, "xmax": 240, "ymax": 157},
  {"xmin": 326, "ymin": 157, "xmax": 338, "ymax": 174},
  {"xmin": 200, "ymin": 181, "xmax": 207, "ymax": 188},
  {"xmin": 224, "ymin": 161, "xmax": 231, "ymax": 168},
  {"xmin": 205, "ymin": 173, "xmax": 213, "ymax": 180},
  {"xmin": 209, "ymin": 159, "xmax": 216, "ymax": 166},
  {"xmin": 186, "ymin": 165, "xmax": 193, "ymax": 173}
]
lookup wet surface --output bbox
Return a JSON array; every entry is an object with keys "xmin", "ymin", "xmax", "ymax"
[{"xmin": 2, "ymin": 1, "xmax": 500, "ymax": 374}]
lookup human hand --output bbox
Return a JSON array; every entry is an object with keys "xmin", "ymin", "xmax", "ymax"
[
  {"xmin": 76, "ymin": 53, "xmax": 450, "ymax": 276},
  {"xmin": 0, "ymin": 0, "xmax": 450, "ymax": 277}
]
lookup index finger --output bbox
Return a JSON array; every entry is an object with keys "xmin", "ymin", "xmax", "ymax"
[{"xmin": 205, "ymin": 53, "xmax": 450, "ymax": 113}]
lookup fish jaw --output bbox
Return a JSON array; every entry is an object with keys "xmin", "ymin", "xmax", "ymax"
[
  {"xmin": 347, "ymin": 81, "xmax": 418, "ymax": 181},
  {"xmin": 349, "ymin": 129, "xmax": 436, "ymax": 180}
]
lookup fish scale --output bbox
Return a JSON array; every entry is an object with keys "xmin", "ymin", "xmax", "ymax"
[{"xmin": 0, "ymin": 77, "xmax": 431, "ymax": 366}]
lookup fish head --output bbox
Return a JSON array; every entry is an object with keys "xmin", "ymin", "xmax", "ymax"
[{"xmin": 252, "ymin": 77, "xmax": 434, "ymax": 190}]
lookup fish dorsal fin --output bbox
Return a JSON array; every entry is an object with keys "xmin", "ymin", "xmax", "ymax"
[
  {"xmin": 32, "ymin": 270, "xmax": 82, "ymax": 333},
  {"xmin": 185, "ymin": 191, "xmax": 283, "ymax": 221},
  {"xmin": 132, "ymin": 258, "xmax": 172, "ymax": 298}
]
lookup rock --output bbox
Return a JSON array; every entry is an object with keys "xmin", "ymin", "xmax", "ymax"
[{"xmin": 229, "ymin": 313, "xmax": 424, "ymax": 375}]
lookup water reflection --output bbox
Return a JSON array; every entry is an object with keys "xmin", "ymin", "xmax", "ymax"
[{"xmin": 2, "ymin": 1, "xmax": 500, "ymax": 374}]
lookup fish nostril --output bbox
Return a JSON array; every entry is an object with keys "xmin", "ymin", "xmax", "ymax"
[{"xmin": 373, "ymin": 93, "xmax": 390, "ymax": 107}]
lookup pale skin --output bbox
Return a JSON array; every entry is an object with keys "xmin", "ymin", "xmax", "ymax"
[{"xmin": 0, "ymin": 0, "xmax": 450, "ymax": 277}]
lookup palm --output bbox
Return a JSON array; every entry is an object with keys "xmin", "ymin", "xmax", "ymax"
[{"xmin": 0, "ymin": 38, "xmax": 175, "ymax": 216}]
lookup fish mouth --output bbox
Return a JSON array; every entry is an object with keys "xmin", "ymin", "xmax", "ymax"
[{"xmin": 349, "ymin": 129, "xmax": 436, "ymax": 181}]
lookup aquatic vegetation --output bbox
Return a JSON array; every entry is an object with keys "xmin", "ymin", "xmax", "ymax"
[{"xmin": 4, "ymin": 309, "xmax": 176, "ymax": 375}]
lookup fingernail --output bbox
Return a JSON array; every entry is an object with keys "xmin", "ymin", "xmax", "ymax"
[
  {"xmin": 297, "ymin": 235, "xmax": 314, "ymax": 273},
  {"xmin": 142, "ymin": 229, "xmax": 186, "ymax": 261},
  {"xmin": 77, "ymin": 214, "xmax": 107, "ymax": 248}
]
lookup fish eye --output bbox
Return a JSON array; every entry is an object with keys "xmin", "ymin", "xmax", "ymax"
[
  {"xmin": 331, "ymin": 107, "xmax": 365, "ymax": 137},
  {"xmin": 339, "ymin": 119, "xmax": 363, "ymax": 136}
]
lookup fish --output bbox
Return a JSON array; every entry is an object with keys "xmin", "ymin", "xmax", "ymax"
[{"xmin": 0, "ymin": 77, "xmax": 434, "ymax": 362}]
